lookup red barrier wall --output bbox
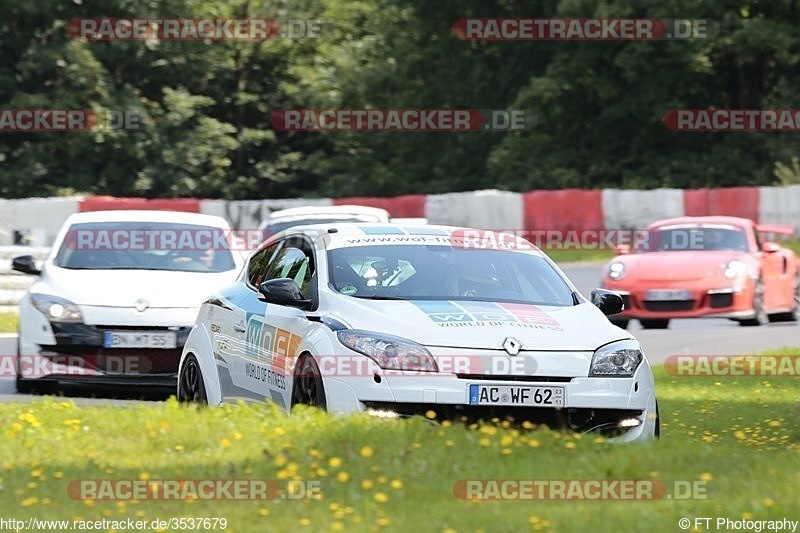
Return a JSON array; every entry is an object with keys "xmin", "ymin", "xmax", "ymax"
[
  {"xmin": 683, "ymin": 187, "xmax": 759, "ymax": 220},
  {"xmin": 79, "ymin": 197, "xmax": 201, "ymax": 213},
  {"xmin": 332, "ymin": 195, "xmax": 427, "ymax": 218},
  {"xmin": 522, "ymin": 189, "xmax": 604, "ymax": 232}
]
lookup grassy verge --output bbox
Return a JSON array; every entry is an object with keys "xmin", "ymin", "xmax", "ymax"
[
  {"xmin": 0, "ymin": 312, "xmax": 18, "ymax": 333},
  {"xmin": 0, "ymin": 352, "xmax": 798, "ymax": 532}
]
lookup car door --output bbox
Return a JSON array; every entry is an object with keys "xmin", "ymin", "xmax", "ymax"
[
  {"xmin": 214, "ymin": 241, "xmax": 282, "ymax": 401},
  {"xmin": 242, "ymin": 236, "xmax": 319, "ymax": 410}
]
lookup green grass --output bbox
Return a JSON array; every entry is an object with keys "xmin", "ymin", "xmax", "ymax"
[
  {"xmin": 0, "ymin": 313, "xmax": 18, "ymax": 333},
  {"xmin": 545, "ymin": 237, "xmax": 800, "ymax": 264},
  {"xmin": 1, "ymin": 351, "xmax": 799, "ymax": 532},
  {"xmin": 542, "ymin": 247, "xmax": 614, "ymax": 264}
]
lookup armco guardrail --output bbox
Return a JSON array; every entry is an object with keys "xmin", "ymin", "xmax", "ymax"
[{"xmin": 1, "ymin": 186, "xmax": 799, "ymax": 250}]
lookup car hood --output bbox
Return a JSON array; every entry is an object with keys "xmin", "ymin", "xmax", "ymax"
[
  {"xmin": 327, "ymin": 297, "xmax": 629, "ymax": 351},
  {"xmin": 34, "ymin": 266, "xmax": 239, "ymax": 308},
  {"xmin": 614, "ymin": 251, "xmax": 749, "ymax": 282}
]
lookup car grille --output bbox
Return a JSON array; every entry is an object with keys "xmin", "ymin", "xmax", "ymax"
[
  {"xmin": 642, "ymin": 300, "xmax": 695, "ymax": 312},
  {"xmin": 456, "ymin": 374, "xmax": 573, "ymax": 383},
  {"xmin": 709, "ymin": 293, "xmax": 734, "ymax": 308}
]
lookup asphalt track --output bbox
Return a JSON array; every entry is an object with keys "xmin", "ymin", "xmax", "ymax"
[{"xmin": 1, "ymin": 262, "xmax": 797, "ymax": 405}]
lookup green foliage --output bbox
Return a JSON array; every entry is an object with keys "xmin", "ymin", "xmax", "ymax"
[{"xmin": 2, "ymin": 0, "xmax": 800, "ymax": 198}]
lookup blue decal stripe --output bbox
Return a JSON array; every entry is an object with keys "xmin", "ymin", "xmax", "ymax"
[
  {"xmin": 411, "ymin": 300, "xmax": 466, "ymax": 314},
  {"xmin": 405, "ymin": 227, "xmax": 448, "ymax": 236}
]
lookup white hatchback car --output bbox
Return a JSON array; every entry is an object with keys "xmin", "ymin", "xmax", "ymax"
[
  {"xmin": 179, "ymin": 224, "xmax": 658, "ymax": 441},
  {"xmin": 14, "ymin": 210, "xmax": 244, "ymax": 392}
]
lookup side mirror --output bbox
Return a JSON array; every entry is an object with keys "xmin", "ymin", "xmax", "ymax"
[
  {"xmin": 761, "ymin": 241, "xmax": 780, "ymax": 254},
  {"xmin": 258, "ymin": 278, "xmax": 312, "ymax": 310},
  {"xmin": 590, "ymin": 289, "xmax": 624, "ymax": 316},
  {"xmin": 12, "ymin": 255, "xmax": 41, "ymax": 275},
  {"xmin": 614, "ymin": 244, "xmax": 631, "ymax": 255}
]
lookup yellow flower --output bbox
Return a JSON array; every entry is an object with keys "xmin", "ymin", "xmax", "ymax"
[
  {"xmin": 501, "ymin": 448, "xmax": 512, "ymax": 455},
  {"xmin": 259, "ymin": 508, "xmax": 269, "ymax": 516},
  {"xmin": 299, "ymin": 518, "xmax": 311, "ymax": 526},
  {"xmin": 31, "ymin": 469, "xmax": 43, "ymax": 478},
  {"xmin": 138, "ymin": 472, "xmax": 150, "ymax": 481},
  {"xmin": 741, "ymin": 512, "xmax": 753, "ymax": 520},
  {"xmin": 376, "ymin": 517, "xmax": 391, "ymax": 527},
  {"xmin": 20, "ymin": 497, "xmax": 38, "ymax": 507},
  {"xmin": 374, "ymin": 492, "xmax": 388, "ymax": 503},
  {"xmin": 565, "ymin": 441, "xmax": 576, "ymax": 449},
  {"xmin": 762, "ymin": 498, "xmax": 775, "ymax": 507},
  {"xmin": 275, "ymin": 427, "xmax": 286, "ymax": 436},
  {"xmin": 360, "ymin": 446, "xmax": 374, "ymax": 458},
  {"xmin": 54, "ymin": 471, "xmax": 64, "ymax": 479},
  {"xmin": 336, "ymin": 472, "xmax": 349, "ymax": 483},
  {"xmin": 330, "ymin": 522, "xmax": 344, "ymax": 531},
  {"xmin": 734, "ymin": 431, "xmax": 746, "ymax": 440},
  {"xmin": 528, "ymin": 439, "xmax": 540, "ymax": 448},
  {"xmin": 479, "ymin": 438, "xmax": 491, "ymax": 447},
  {"xmin": 219, "ymin": 438, "xmax": 231, "ymax": 448},
  {"xmin": 328, "ymin": 457, "xmax": 342, "ymax": 468},
  {"xmin": 390, "ymin": 479, "xmax": 403, "ymax": 489},
  {"xmin": 443, "ymin": 528, "xmax": 457, "ymax": 533},
  {"xmin": 425, "ymin": 410, "xmax": 437, "ymax": 419},
  {"xmin": 361, "ymin": 479, "xmax": 374, "ymax": 490},
  {"xmin": 700, "ymin": 472, "xmax": 713, "ymax": 481}
]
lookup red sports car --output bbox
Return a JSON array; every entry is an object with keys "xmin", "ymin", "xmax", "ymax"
[{"xmin": 601, "ymin": 216, "xmax": 799, "ymax": 329}]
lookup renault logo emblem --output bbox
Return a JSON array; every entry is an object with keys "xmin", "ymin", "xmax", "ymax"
[
  {"xmin": 134, "ymin": 298, "xmax": 149, "ymax": 312},
  {"xmin": 502, "ymin": 337, "xmax": 521, "ymax": 356}
]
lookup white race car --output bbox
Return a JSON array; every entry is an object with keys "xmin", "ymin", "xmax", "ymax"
[
  {"xmin": 14, "ymin": 210, "xmax": 244, "ymax": 392},
  {"xmin": 179, "ymin": 224, "xmax": 658, "ymax": 441},
  {"xmin": 259, "ymin": 205, "xmax": 390, "ymax": 238}
]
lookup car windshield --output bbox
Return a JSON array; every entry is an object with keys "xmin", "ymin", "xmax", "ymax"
[
  {"xmin": 263, "ymin": 216, "xmax": 380, "ymax": 237},
  {"xmin": 54, "ymin": 222, "xmax": 237, "ymax": 272},
  {"xmin": 638, "ymin": 226, "xmax": 749, "ymax": 252},
  {"xmin": 327, "ymin": 244, "xmax": 575, "ymax": 306}
]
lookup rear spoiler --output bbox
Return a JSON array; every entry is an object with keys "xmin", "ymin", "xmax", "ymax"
[{"xmin": 756, "ymin": 224, "xmax": 795, "ymax": 236}]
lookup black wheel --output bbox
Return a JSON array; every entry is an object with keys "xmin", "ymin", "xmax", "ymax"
[
  {"xmin": 740, "ymin": 280, "xmax": 767, "ymax": 326},
  {"xmin": 291, "ymin": 354, "xmax": 327, "ymax": 409},
  {"xmin": 639, "ymin": 319, "xmax": 670, "ymax": 329},
  {"xmin": 654, "ymin": 401, "xmax": 660, "ymax": 439},
  {"xmin": 177, "ymin": 354, "xmax": 207, "ymax": 404},
  {"xmin": 609, "ymin": 318, "xmax": 630, "ymax": 329}
]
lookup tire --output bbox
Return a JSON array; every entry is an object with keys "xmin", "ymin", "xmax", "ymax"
[
  {"xmin": 739, "ymin": 280, "xmax": 768, "ymax": 326},
  {"xmin": 609, "ymin": 318, "xmax": 630, "ymax": 329},
  {"xmin": 639, "ymin": 319, "xmax": 670, "ymax": 329},
  {"xmin": 177, "ymin": 354, "xmax": 207, "ymax": 404},
  {"xmin": 654, "ymin": 401, "xmax": 660, "ymax": 439},
  {"xmin": 291, "ymin": 354, "xmax": 327, "ymax": 410}
]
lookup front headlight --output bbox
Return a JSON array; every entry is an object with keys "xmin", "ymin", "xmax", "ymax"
[
  {"xmin": 589, "ymin": 339, "xmax": 643, "ymax": 377},
  {"xmin": 607, "ymin": 262, "xmax": 626, "ymax": 280},
  {"xmin": 337, "ymin": 330, "xmax": 437, "ymax": 372},
  {"xmin": 30, "ymin": 294, "xmax": 83, "ymax": 323},
  {"xmin": 723, "ymin": 260, "xmax": 746, "ymax": 279}
]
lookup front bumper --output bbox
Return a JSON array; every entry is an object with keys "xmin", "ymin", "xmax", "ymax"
[
  {"xmin": 17, "ymin": 323, "xmax": 190, "ymax": 385},
  {"xmin": 602, "ymin": 279, "xmax": 755, "ymax": 320},
  {"xmin": 322, "ymin": 348, "xmax": 657, "ymax": 442}
]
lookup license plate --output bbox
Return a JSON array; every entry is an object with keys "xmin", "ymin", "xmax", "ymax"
[
  {"xmin": 468, "ymin": 384, "xmax": 565, "ymax": 407},
  {"xmin": 103, "ymin": 331, "xmax": 177, "ymax": 349},
  {"xmin": 645, "ymin": 289, "xmax": 691, "ymax": 301}
]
